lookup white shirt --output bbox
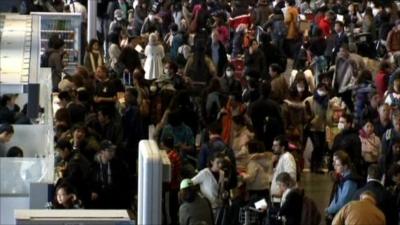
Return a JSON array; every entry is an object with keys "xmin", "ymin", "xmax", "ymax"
[
  {"xmin": 270, "ymin": 152, "xmax": 297, "ymax": 201},
  {"xmin": 192, "ymin": 168, "xmax": 224, "ymax": 209},
  {"xmin": 69, "ymin": 1, "xmax": 87, "ymax": 21}
]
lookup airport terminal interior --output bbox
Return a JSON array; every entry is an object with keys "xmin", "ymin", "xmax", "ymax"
[{"xmin": 1, "ymin": 0, "xmax": 400, "ymax": 224}]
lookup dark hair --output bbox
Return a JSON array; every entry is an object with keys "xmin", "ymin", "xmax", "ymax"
[
  {"xmin": 166, "ymin": 60, "xmax": 178, "ymax": 73},
  {"xmin": 168, "ymin": 110, "xmax": 182, "ymax": 127},
  {"xmin": 169, "ymin": 23, "xmax": 178, "ymax": 32},
  {"xmin": 48, "ymin": 34, "xmax": 65, "ymax": 50},
  {"xmin": 269, "ymin": 63, "xmax": 283, "ymax": 74},
  {"xmin": 275, "ymin": 172, "xmax": 295, "ymax": 187},
  {"xmin": 87, "ymin": 39, "xmax": 100, "ymax": 52},
  {"xmin": 285, "ymin": 0, "xmax": 296, "ymax": 6},
  {"xmin": 388, "ymin": 163, "xmax": 400, "ymax": 178},
  {"xmin": 247, "ymin": 140, "xmax": 265, "ymax": 154},
  {"xmin": 340, "ymin": 113, "xmax": 354, "ymax": 125},
  {"xmin": 0, "ymin": 94, "xmax": 11, "ymax": 107},
  {"xmin": 274, "ymin": 135, "xmax": 288, "ymax": 150},
  {"xmin": 53, "ymin": 181, "xmax": 77, "ymax": 208},
  {"xmin": 58, "ymin": 91, "xmax": 72, "ymax": 102},
  {"xmin": 379, "ymin": 60, "xmax": 391, "ymax": 71},
  {"xmin": 333, "ymin": 150, "xmax": 351, "ymax": 167},
  {"xmin": 232, "ymin": 115, "xmax": 246, "ymax": 127},
  {"xmin": 6, "ymin": 146, "xmax": 23, "ymax": 157},
  {"xmin": 367, "ymin": 164, "xmax": 382, "ymax": 180},
  {"xmin": 0, "ymin": 124, "xmax": 14, "ymax": 134},
  {"xmin": 335, "ymin": 20, "xmax": 345, "ymax": 27},
  {"xmin": 56, "ymin": 139, "xmax": 72, "ymax": 151},
  {"xmin": 208, "ymin": 122, "xmax": 222, "ymax": 135},
  {"xmin": 207, "ymin": 78, "xmax": 221, "ymax": 93},
  {"xmin": 125, "ymin": 87, "xmax": 138, "ymax": 98},
  {"xmin": 98, "ymin": 107, "xmax": 114, "ymax": 120},
  {"xmin": 108, "ymin": 32, "xmax": 120, "ymax": 45},
  {"xmin": 260, "ymin": 81, "xmax": 271, "ymax": 98},
  {"xmin": 162, "ymin": 135, "xmax": 175, "ymax": 149},
  {"xmin": 208, "ymin": 151, "xmax": 225, "ymax": 167},
  {"xmin": 72, "ymin": 123, "xmax": 88, "ymax": 134}
]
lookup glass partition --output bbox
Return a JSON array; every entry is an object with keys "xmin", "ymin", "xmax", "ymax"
[{"xmin": 0, "ymin": 157, "xmax": 54, "ymax": 196}]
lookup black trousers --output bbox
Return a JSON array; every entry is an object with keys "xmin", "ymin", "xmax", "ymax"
[{"xmin": 310, "ymin": 131, "xmax": 326, "ymax": 171}]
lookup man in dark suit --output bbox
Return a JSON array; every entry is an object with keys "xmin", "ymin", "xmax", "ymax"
[
  {"xmin": 353, "ymin": 164, "xmax": 398, "ymax": 225},
  {"xmin": 276, "ymin": 172, "xmax": 303, "ymax": 225},
  {"xmin": 330, "ymin": 21, "xmax": 348, "ymax": 66}
]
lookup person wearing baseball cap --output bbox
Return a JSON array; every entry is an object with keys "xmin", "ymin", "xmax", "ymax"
[
  {"xmin": 179, "ymin": 179, "xmax": 214, "ymax": 225},
  {"xmin": 90, "ymin": 140, "xmax": 130, "ymax": 209}
]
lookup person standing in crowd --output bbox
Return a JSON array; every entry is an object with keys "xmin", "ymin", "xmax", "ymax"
[
  {"xmin": 144, "ymin": 33, "xmax": 164, "ymax": 80},
  {"xmin": 284, "ymin": 0, "xmax": 300, "ymax": 59},
  {"xmin": 84, "ymin": 39, "xmax": 104, "ymax": 75},
  {"xmin": 332, "ymin": 191, "xmax": 386, "ymax": 225},
  {"xmin": 381, "ymin": 110, "xmax": 400, "ymax": 182},
  {"xmin": 229, "ymin": 115, "xmax": 254, "ymax": 171},
  {"xmin": 45, "ymin": 34, "xmax": 65, "ymax": 92},
  {"xmin": 352, "ymin": 164, "xmax": 398, "ymax": 225},
  {"xmin": 121, "ymin": 87, "xmax": 144, "ymax": 172},
  {"xmin": 192, "ymin": 152, "xmax": 227, "ymax": 222},
  {"xmin": 386, "ymin": 20, "xmax": 400, "ymax": 61},
  {"xmin": 207, "ymin": 29, "xmax": 228, "ymax": 77},
  {"xmin": 244, "ymin": 39, "xmax": 266, "ymax": 80},
  {"xmin": 330, "ymin": 21, "xmax": 348, "ymax": 66},
  {"xmin": 270, "ymin": 135, "xmax": 297, "ymax": 204},
  {"xmin": 107, "ymin": 32, "xmax": 121, "ymax": 75},
  {"xmin": 331, "ymin": 114, "xmax": 363, "ymax": 177},
  {"xmin": 241, "ymin": 140, "xmax": 273, "ymax": 201},
  {"xmin": 93, "ymin": 65, "xmax": 117, "ymax": 110},
  {"xmin": 326, "ymin": 151, "xmax": 360, "ymax": 221},
  {"xmin": 375, "ymin": 60, "xmax": 392, "ymax": 99},
  {"xmin": 304, "ymin": 83, "xmax": 329, "ymax": 173},
  {"xmin": 359, "ymin": 120, "xmax": 381, "ymax": 167},
  {"xmin": 276, "ymin": 172, "xmax": 303, "ymax": 225},
  {"xmin": 269, "ymin": 63, "xmax": 289, "ymax": 104},
  {"xmin": 248, "ymin": 82, "xmax": 284, "ymax": 150},
  {"xmin": 374, "ymin": 103, "xmax": 392, "ymax": 138},
  {"xmin": 178, "ymin": 179, "xmax": 214, "ymax": 225},
  {"xmin": 55, "ymin": 139, "xmax": 91, "ymax": 207},
  {"xmin": 219, "ymin": 64, "xmax": 242, "ymax": 95},
  {"xmin": 161, "ymin": 135, "xmax": 182, "ymax": 225},
  {"xmin": 90, "ymin": 140, "xmax": 130, "ymax": 209},
  {"xmin": 0, "ymin": 124, "xmax": 14, "ymax": 157},
  {"xmin": 141, "ymin": 11, "xmax": 163, "ymax": 36}
]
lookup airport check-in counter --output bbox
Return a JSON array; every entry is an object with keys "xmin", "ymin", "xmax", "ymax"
[{"xmin": 0, "ymin": 13, "xmax": 55, "ymax": 225}]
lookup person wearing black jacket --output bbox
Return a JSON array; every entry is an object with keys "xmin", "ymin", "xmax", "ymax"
[
  {"xmin": 248, "ymin": 82, "xmax": 284, "ymax": 150},
  {"xmin": 352, "ymin": 164, "xmax": 398, "ymax": 225},
  {"xmin": 244, "ymin": 39, "xmax": 266, "ymax": 80},
  {"xmin": 219, "ymin": 64, "xmax": 242, "ymax": 96},
  {"xmin": 90, "ymin": 140, "xmax": 130, "ymax": 209},
  {"xmin": 121, "ymin": 87, "xmax": 145, "ymax": 174},
  {"xmin": 55, "ymin": 139, "xmax": 91, "ymax": 207},
  {"xmin": 276, "ymin": 172, "xmax": 303, "ymax": 225},
  {"xmin": 331, "ymin": 113, "xmax": 364, "ymax": 177}
]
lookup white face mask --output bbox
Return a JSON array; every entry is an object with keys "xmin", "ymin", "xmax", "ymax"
[
  {"xmin": 226, "ymin": 71, "xmax": 234, "ymax": 78},
  {"xmin": 297, "ymin": 85, "xmax": 305, "ymax": 92},
  {"xmin": 317, "ymin": 89, "xmax": 327, "ymax": 97},
  {"xmin": 149, "ymin": 15, "xmax": 154, "ymax": 21},
  {"xmin": 338, "ymin": 122, "xmax": 345, "ymax": 130}
]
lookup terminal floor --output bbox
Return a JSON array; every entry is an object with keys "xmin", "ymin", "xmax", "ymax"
[{"xmin": 301, "ymin": 172, "xmax": 333, "ymax": 225}]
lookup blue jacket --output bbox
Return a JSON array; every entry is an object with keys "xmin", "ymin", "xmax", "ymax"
[{"xmin": 327, "ymin": 171, "xmax": 358, "ymax": 215}]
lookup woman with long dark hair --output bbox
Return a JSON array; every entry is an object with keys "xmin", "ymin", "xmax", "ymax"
[{"xmin": 84, "ymin": 39, "xmax": 104, "ymax": 74}]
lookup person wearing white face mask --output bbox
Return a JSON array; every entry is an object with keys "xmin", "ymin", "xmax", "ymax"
[
  {"xmin": 220, "ymin": 64, "xmax": 242, "ymax": 95},
  {"xmin": 303, "ymin": 83, "xmax": 329, "ymax": 173},
  {"xmin": 331, "ymin": 114, "xmax": 364, "ymax": 177}
]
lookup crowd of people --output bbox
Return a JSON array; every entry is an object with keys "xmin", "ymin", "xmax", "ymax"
[{"xmin": 1, "ymin": 0, "xmax": 400, "ymax": 224}]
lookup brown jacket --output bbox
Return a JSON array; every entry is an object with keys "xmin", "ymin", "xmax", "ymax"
[
  {"xmin": 270, "ymin": 75, "xmax": 288, "ymax": 103},
  {"xmin": 285, "ymin": 6, "xmax": 299, "ymax": 40},
  {"xmin": 332, "ymin": 197, "xmax": 386, "ymax": 225},
  {"xmin": 386, "ymin": 29, "xmax": 400, "ymax": 52}
]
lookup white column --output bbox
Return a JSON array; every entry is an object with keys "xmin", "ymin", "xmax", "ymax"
[{"xmin": 87, "ymin": 0, "xmax": 97, "ymax": 42}]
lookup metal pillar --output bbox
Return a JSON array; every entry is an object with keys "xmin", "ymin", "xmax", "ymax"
[{"xmin": 87, "ymin": 0, "xmax": 97, "ymax": 42}]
